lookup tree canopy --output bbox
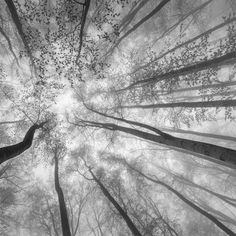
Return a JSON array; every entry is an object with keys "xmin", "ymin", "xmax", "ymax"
[{"xmin": 0, "ymin": 0, "xmax": 236, "ymax": 235}]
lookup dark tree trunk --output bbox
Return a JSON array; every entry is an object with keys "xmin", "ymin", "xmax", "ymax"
[
  {"xmin": 54, "ymin": 154, "xmax": 72, "ymax": 236},
  {"xmin": 4, "ymin": 0, "xmax": 33, "ymax": 61},
  {"xmin": 75, "ymin": 0, "xmax": 91, "ymax": 62},
  {"xmin": 75, "ymin": 118, "xmax": 236, "ymax": 167},
  {"xmin": 117, "ymin": 99, "xmax": 236, "ymax": 109},
  {"xmin": 0, "ymin": 122, "xmax": 45, "ymax": 164},
  {"xmin": 89, "ymin": 169, "xmax": 142, "ymax": 236}
]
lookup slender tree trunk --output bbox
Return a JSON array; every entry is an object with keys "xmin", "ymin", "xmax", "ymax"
[
  {"xmin": 130, "ymin": 16, "xmax": 236, "ymax": 75},
  {"xmin": 89, "ymin": 169, "xmax": 142, "ymax": 236},
  {"xmin": 172, "ymin": 90, "xmax": 236, "ymax": 102},
  {"xmin": 46, "ymin": 199, "xmax": 60, "ymax": 236},
  {"xmin": 129, "ymin": 80, "xmax": 236, "ymax": 96},
  {"xmin": 0, "ymin": 121, "xmax": 46, "ymax": 164},
  {"xmin": 75, "ymin": 0, "xmax": 91, "ymax": 62},
  {"xmin": 0, "ymin": 26, "xmax": 19, "ymax": 66},
  {"xmin": 128, "ymin": 166, "xmax": 236, "ymax": 236},
  {"xmin": 151, "ymin": 0, "xmax": 213, "ymax": 46},
  {"xmin": 117, "ymin": 99, "xmax": 236, "ymax": 109},
  {"xmin": 0, "ymin": 119, "xmax": 24, "ymax": 125},
  {"xmin": 4, "ymin": 0, "xmax": 33, "ymax": 62},
  {"xmin": 160, "ymin": 167, "xmax": 236, "ymax": 207},
  {"xmin": 74, "ymin": 119, "xmax": 236, "ymax": 167},
  {"xmin": 105, "ymin": 0, "xmax": 170, "ymax": 57},
  {"xmin": 54, "ymin": 154, "xmax": 72, "ymax": 236},
  {"xmin": 119, "ymin": 0, "xmax": 151, "ymax": 33},
  {"xmin": 117, "ymin": 51, "xmax": 236, "ymax": 92},
  {"xmin": 160, "ymin": 127, "xmax": 236, "ymax": 142}
]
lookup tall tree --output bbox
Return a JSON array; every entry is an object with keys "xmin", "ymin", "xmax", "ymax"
[
  {"xmin": 53, "ymin": 146, "xmax": 72, "ymax": 236},
  {"xmin": 70, "ymin": 108, "xmax": 236, "ymax": 167},
  {"xmin": 80, "ymin": 158, "xmax": 142, "ymax": 236}
]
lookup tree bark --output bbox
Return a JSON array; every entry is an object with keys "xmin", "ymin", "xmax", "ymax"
[
  {"xmin": 89, "ymin": 169, "xmax": 142, "ymax": 236},
  {"xmin": 54, "ymin": 153, "xmax": 72, "ymax": 236},
  {"xmin": 0, "ymin": 121, "xmax": 46, "ymax": 165}
]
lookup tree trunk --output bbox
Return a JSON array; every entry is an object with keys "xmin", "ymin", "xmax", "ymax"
[
  {"xmin": 130, "ymin": 16, "xmax": 236, "ymax": 75},
  {"xmin": 160, "ymin": 167, "xmax": 236, "ymax": 207},
  {"xmin": 160, "ymin": 127, "xmax": 236, "ymax": 142},
  {"xmin": 117, "ymin": 99, "xmax": 236, "ymax": 109},
  {"xmin": 54, "ymin": 154, "xmax": 72, "ymax": 236},
  {"xmin": 105, "ymin": 0, "xmax": 170, "ymax": 57},
  {"xmin": 128, "ymin": 166, "xmax": 236, "ymax": 236},
  {"xmin": 117, "ymin": 51, "xmax": 236, "ymax": 92},
  {"xmin": 119, "ymin": 0, "xmax": 151, "ymax": 33},
  {"xmin": 4, "ymin": 0, "xmax": 33, "ymax": 62},
  {"xmin": 75, "ymin": 119, "xmax": 236, "ymax": 167},
  {"xmin": 0, "ymin": 122, "xmax": 45, "ymax": 164},
  {"xmin": 151, "ymin": 0, "xmax": 213, "ymax": 47},
  {"xmin": 75, "ymin": 0, "xmax": 91, "ymax": 62},
  {"xmin": 89, "ymin": 169, "xmax": 142, "ymax": 236}
]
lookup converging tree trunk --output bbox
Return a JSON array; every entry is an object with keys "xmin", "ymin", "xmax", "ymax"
[
  {"xmin": 152, "ymin": 80, "xmax": 236, "ymax": 95},
  {"xmin": 75, "ymin": 0, "xmax": 91, "ymax": 62},
  {"xmin": 0, "ymin": 121, "xmax": 46, "ymax": 165},
  {"xmin": 73, "ymin": 108, "xmax": 236, "ymax": 167},
  {"xmin": 130, "ymin": 16, "xmax": 236, "ymax": 75},
  {"xmin": 126, "ymin": 164, "xmax": 236, "ymax": 236},
  {"xmin": 119, "ymin": 0, "xmax": 151, "ymax": 33},
  {"xmin": 116, "ymin": 99, "xmax": 236, "ymax": 110},
  {"xmin": 88, "ymin": 168, "xmax": 142, "ymax": 236},
  {"xmin": 117, "ymin": 51, "xmax": 236, "ymax": 92},
  {"xmin": 104, "ymin": 0, "xmax": 170, "ymax": 57},
  {"xmin": 160, "ymin": 127, "xmax": 236, "ymax": 142},
  {"xmin": 4, "ymin": 0, "xmax": 34, "ymax": 62},
  {"xmin": 54, "ymin": 152, "xmax": 72, "ymax": 236}
]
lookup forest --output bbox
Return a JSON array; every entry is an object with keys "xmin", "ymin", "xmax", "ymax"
[{"xmin": 0, "ymin": 0, "xmax": 236, "ymax": 235}]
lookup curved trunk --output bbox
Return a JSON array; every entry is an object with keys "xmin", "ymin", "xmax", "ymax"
[{"xmin": 0, "ymin": 122, "xmax": 45, "ymax": 164}]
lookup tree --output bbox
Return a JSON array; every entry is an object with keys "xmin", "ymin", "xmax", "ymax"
[
  {"xmin": 80, "ymin": 157, "xmax": 142, "ymax": 236},
  {"xmin": 1, "ymin": 0, "xmax": 236, "ymax": 235},
  {"xmin": 0, "ymin": 121, "xmax": 47, "ymax": 165},
  {"xmin": 103, "ymin": 155, "xmax": 236, "ymax": 236},
  {"xmin": 53, "ymin": 144, "xmax": 71, "ymax": 236},
  {"xmin": 70, "ymin": 107, "xmax": 236, "ymax": 168}
]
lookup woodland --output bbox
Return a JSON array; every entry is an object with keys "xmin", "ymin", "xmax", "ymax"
[{"xmin": 0, "ymin": 0, "xmax": 236, "ymax": 235}]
